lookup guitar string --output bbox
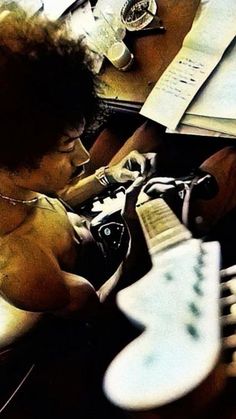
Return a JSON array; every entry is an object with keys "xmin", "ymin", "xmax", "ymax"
[{"xmin": 0, "ymin": 363, "xmax": 35, "ymax": 414}]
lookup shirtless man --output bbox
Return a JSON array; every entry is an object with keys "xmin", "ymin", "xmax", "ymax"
[
  {"xmin": 0, "ymin": 6, "xmax": 154, "ymax": 344},
  {"xmin": 1, "ymin": 4, "xmax": 235, "ymax": 327}
]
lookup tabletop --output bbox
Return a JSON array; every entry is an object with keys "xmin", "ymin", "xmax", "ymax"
[{"xmin": 99, "ymin": 0, "xmax": 200, "ymax": 103}]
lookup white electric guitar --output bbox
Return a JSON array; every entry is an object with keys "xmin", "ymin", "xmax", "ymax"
[{"xmin": 103, "ymin": 196, "xmax": 221, "ymax": 410}]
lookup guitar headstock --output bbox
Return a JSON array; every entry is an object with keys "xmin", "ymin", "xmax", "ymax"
[
  {"xmin": 220, "ymin": 267, "xmax": 236, "ymax": 378},
  {"xmin": 103, "ymin": 238, "xmax": 221, "ymax": 410}
]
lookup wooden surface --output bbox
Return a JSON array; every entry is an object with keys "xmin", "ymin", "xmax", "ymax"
[{"xmin": 99, "ymin": 0, "xmax": 200, "ymax": 103}]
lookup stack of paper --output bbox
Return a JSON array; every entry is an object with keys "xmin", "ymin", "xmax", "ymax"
[
  {"xmin": 140, "ymin": 0, "xmax": 236, "ymax": 138},
  {"xmin": 182, "ymin": 38, "xmax": 236, "ymax": 137}
]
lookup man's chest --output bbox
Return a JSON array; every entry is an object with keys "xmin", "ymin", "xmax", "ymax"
[{"xmin": 1, "ymin": 200, "xmax": 79, "ymax": 272}]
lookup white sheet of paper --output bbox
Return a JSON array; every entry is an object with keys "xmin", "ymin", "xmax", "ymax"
[
  {"xmin": 182, "ymin": 113, "xmax": 236, "ymax": 137},
  {"xmin": 16, "ymin": 0, "xmax": 42, "ymax": 15},
  {"xmin": 42, "ymin": 0, "xmax": 75, "ymax": 20},
  {"xmin": 67, "ymin": 1, "xmax": 95, "ymax": 38},
  {"xmin": 166, "ymin": 124, "xmax": 236, "ymax": 139},
  {"xmin": 186, "ymin": 40, "xmax": 236, "ymax": 119},
  {"xmin": 140, "ymin": 0, "xmax": 236, "ymax": 129}
]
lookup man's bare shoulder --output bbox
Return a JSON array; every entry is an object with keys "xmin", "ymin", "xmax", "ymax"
[{"xmin": 0, "ymin": 235, "xmax": 70, "ymax": 312}]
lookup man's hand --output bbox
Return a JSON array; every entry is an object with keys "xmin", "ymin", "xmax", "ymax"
[
  {"xmin": 143, "ymin": 177, "xmax": 177, "ymax": 197},
  {"xmin": 122, "ymin": 176, "xmax": 145, "ymax": 219},
  {"xmin": 106, "ymin": 151, "xmax": 157, "ymax": 184}
]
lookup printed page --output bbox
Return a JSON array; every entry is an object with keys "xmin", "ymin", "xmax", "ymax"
[{"xmin": 140, "ymin": 0, "xmax": 236, "ymax": 129}]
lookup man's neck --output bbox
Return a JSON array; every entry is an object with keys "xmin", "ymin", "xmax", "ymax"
[
  {"xmin": 0, "ymin": 171, "xmax": 38, "ymax": 234},
  {"xmin": 0, "ymin": 200, "xmax": 32, "ymax": 235},
  {"xmin": 0, "ymin": 170, "xmax": 39, "ymax": 202}
]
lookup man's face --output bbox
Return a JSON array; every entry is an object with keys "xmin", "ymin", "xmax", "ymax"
[{"xmin": 14, "ymin": 122, "xmax": 90, "ymax": 194}]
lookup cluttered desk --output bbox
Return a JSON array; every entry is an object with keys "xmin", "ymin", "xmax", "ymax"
[
  {"xmin": 97, "ymin": 0, "xmax": 236, "ymax": 139},
  {"xmin": 98, "ymin": 0, "xmax": 200, "ymax": 104}
]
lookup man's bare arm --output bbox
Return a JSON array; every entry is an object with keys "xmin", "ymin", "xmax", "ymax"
[
  {"xmin": 58, "ymin": 173, "xmax": 107, "ymax": 207},
  {"xmin": 58, "ymin": 150, "xmax": 153, "ymax": 207},
  {"xmin": 0, "ymin": 244, "xmax": 100, "ymax": 316}
]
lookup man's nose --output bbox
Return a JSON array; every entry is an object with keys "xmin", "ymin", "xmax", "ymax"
[{"xmin": 73, "ymin": 140, "xmax": 90, "ymax": 166}]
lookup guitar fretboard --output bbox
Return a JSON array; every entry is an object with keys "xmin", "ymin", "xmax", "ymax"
[{"xmin": 136, "ymin": 198, "xmax": 191, "ymax": 254}]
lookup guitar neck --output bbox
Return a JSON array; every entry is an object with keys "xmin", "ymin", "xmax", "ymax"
[{"xmin": 136, "ymin": 197, "xmax": 191, "ymax": 255}]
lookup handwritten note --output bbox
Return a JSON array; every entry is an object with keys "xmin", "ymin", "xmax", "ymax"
[{"xmin": 140, "ymin": 0, "xmax": 236, "ymax": 129}]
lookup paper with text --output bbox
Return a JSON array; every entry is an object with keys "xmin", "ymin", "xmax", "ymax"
[{"xmin": 140, "ymin": 0, "xmax": 236, "ymax": 129}]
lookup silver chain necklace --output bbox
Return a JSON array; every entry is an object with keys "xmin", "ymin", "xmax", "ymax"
[{"xmin": 0, "ymin": 191, "xmax": 40, "ymax": 206}]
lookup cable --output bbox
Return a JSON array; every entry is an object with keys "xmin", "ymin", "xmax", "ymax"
[{"xmin": 0, "ymin": 363, "xmax": 35, "ymax": 415}]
